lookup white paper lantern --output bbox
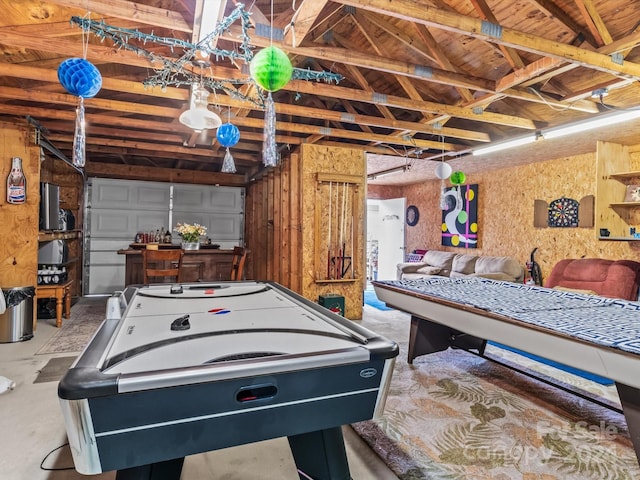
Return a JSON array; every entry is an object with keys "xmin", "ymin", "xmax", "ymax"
[{"xmin": 434, "ymin": 162, "xmax": 452, "ymax": 179}]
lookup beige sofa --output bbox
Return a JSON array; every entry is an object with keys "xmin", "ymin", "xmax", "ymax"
[{"xmin": 397, "ymin": 250, "xmax": 524, "ymax": 283}]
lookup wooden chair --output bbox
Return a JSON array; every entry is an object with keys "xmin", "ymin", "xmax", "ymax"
[
  {"xmin": 142, "ymin": 248, "xmax": 185, "ymax": 284},
  {"xmin": 230, "ymin": 247, "xmax": 247, "ymax": 280}
]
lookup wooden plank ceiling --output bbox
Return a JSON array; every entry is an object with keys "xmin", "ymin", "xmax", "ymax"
[{"xmin": 0, "ymin": 0, "xmax": 639, "ymax": 185}]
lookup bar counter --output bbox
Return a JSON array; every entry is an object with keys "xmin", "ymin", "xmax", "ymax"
[{"xmin": 118, "ymin": 246, "xmax": 236, "ymax": 285}]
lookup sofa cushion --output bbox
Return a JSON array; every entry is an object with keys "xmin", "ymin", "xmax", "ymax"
[
  {"xmin": 452, "ymin": 254, "xmax": 478, "ymax": 275},
  {"xmin": 422, "ymin": 250, "xmax": 456, "ymax": 270},
  {"xmin": 475, "ymin": 256, "xmax": 523, "ymax": 280},
  {"xmin": 470, "ymin": 272, "xmax": 518, "ymax": 281},
  {"xmin": 416, "ymin": 266, "xmax": 443, "ymax": 275}
]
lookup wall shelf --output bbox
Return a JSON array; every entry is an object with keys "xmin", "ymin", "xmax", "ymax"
[
  {"xmin": 608, "ymin": 171, "xmax": 640, "ymax": 181},
  {"xmin": 599, "ymin": 236, "xmax": 640, "ymax": 241},
  {"xmin": 610, "ymin": 202, "xmax": 640, "ymax": 208},
  {"xmin": 38, "ymin": 230, "xmax": 81, "ymax": 242}
]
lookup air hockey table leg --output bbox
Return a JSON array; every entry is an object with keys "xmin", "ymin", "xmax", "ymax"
[
  {"xmin": 114, "ymin": 457, "xmax": 185, "ymax": 480},
  {"xmin": 288, "ymin": 427, "xmax": 352, "ymax": 480},
  {"xmin": 616, "ymin": 383, "xmax": 640, "ymax": 463}
]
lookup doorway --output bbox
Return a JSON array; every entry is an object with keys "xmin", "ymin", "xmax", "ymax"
[{"xmin": 366, "ymin": 198, "xmax": 406, "ymax": 281}]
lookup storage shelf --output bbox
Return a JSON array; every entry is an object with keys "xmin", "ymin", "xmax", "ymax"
[
  {"xmin": 598, "ymin": 236, "xmax": 640, "ymax": 241},
  {"xmin": 608, "ymin": 171, "xmax": 640, "ymax": 181},
  {"xmin": 610, "ymin": 202, "xmax": 640, "ymax": 208},
  {"xmin": 38, "ymin": 230, "xmax": 82, "ymax": 242}
]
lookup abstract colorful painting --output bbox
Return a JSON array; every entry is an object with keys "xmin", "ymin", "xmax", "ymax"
[{"xmin": 441, "ymin": 183, "xmax": 478, "ymax": 248}]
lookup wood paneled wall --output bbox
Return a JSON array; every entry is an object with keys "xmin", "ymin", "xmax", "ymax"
[
  {"xmin": 399, "ymin": 149, "xmax": 640, "ymax": 282},
  {"xmin": 245, "ymin": 144, "xmax": 366, "ymax": 319},
  {"xmin": 0, "ymin": 121, "xmax": 40, "ymax": 289}
]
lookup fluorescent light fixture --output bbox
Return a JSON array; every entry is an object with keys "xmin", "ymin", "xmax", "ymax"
[
  {"xmin": 367, "ymin": 165, "xmax": 407, "ymax": 180},
  {"xmin": 543, "ymin": 109, "xmax": 640, "ymax": 140},
  {"xmin": 472, "ymin": 134, "xmax": 537, "ymax": 156}
]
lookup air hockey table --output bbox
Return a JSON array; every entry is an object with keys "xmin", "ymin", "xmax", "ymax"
[
  {"xmin": 373, "ymin": 277, "xmax": 640, "ymax": 463},
  {"xmin": 58, "ymin": 281, "xmax": 398, "ymax": 480}
]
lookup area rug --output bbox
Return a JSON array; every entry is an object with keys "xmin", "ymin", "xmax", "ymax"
[
  {"xmin": 36, "ymin": 297, "xmax": 107, "ymax": 355},
  {"xmin": 353, "ymin": 305, "xmax": 639, "ymax": 480},
  {"xmin": 33, "ymin": 356, "xmax": 76, "ymax": 383}
]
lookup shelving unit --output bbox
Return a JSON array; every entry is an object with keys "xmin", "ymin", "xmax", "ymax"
[
  {"xmin": 595, "ymin": 142, "xmax": 640, "ymax": 241},
  {"xmin": 38, "ymin": 230, "xmax": 82, "ymax": 242}
]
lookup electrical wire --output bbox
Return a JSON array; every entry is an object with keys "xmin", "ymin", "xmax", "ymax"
[
  {"xmin": 527, "ymin": 86, "xmax": 579, "ymax": 112},
  {"xmin": 40, "ymin": 442, "xmax": 75, "ymax": 471}
]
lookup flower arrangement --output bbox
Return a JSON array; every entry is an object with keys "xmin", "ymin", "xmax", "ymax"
[{"xmin": 174, "ymin": 222, "xmax": 207, "ymax": 243}]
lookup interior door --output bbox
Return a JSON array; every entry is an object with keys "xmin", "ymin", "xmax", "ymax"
[{"xmin": 367, "ymin": 198, "xmax": 406, "ymax": 281}]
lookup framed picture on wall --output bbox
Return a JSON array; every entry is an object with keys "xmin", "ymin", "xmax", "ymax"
[{"xmin": 441, "ymin": 184, "xmax": 478, "ymax": 248}]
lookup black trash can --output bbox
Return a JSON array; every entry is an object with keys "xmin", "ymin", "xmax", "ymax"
[{"xmin": 0, "ymin": 286, "xmax": 35, "ymax": 343}]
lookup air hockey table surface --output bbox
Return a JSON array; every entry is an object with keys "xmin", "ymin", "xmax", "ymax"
[{"xmin": 58, "ymin": 281, "xmax": 398, "ymax": 478}]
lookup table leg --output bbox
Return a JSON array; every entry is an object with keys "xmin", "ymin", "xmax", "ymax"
[
  {"xmin": 64, "ymin": 285, "xmax": 71, "ymax": 319},
  {"xmin": 114, "ymin": 457, "xmax": 184, "ymax": 480},
  {"xmin": 55, "ymin": 294, "xmax": 63, "ymax": 328},
  {"xmin": 616, "ymin": 383, "xmax": 640, "ymax": 463},
  {"xmin": 409, "ymin": 315, "xmax": 487, "ymax": 364},
  {"xmin": 288, "ymin": 427, "xmax": 351, "ymax": 480}
]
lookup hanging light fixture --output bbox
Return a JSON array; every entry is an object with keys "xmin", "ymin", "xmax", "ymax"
[{"xmin": 179, "ymin": 83, "xmax": 222, "ymax": 132}]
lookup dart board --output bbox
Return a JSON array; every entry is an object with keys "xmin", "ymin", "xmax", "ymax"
[{"xmin": 548, "ymin": 197, "xmax": 579, "ymax": 227}]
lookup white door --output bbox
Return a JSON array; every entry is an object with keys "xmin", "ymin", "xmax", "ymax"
[{"xmin": 367, "ymin": 198, "xmax": 405, "ymax": 281}]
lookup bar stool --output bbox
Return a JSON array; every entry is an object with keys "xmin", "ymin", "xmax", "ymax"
[
  {"xmin": 230, "ymin": 247, "xmax": 247, "ymax": 280},
  {"xmin": 142, "ymin": 249, "xmax": 185, "ymax": 284}
]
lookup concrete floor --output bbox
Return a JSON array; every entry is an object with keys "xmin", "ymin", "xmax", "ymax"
[{"xmin": 0, "ymin": 313, "xmax": 399, "ymax": 480}]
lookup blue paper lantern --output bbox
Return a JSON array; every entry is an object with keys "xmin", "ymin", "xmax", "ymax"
[
  {"xmin": 216, "ymin": 123, "xmax": 240, "ymax": 148},
  {"xmin": 57, "ymin": 58, "xmax": 102, "ymax": 98}
]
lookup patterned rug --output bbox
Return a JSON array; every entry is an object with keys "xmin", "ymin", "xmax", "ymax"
[
  {"xmin": 353, "ymin": 306, "xmax": 640, "ymax": 480},
  {"xmin": 36, "ymin": 296, "xmax": 107, "ymax": 355}
]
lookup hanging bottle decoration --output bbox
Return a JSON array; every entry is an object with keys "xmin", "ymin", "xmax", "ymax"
[
  {"xmin": 216, "ymin": 123, "xmax": 240, "ymax": 174},
  {"xmin": 57, "ymin": 57, "xmax": 102, "ymax": 168},
  {"xmin": 250, "ymin": 46, "xmax": 292, "ymax": 167},
  {"xmin": 6, "ymin": 157, "xmax": 26, "ymax": 205}
]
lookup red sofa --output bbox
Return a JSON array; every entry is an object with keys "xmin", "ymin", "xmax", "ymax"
[{"xmin": 544, "ymin": 258, "xmax": 640, "ymax": 301}]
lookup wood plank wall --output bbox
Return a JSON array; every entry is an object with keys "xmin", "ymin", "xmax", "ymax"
[
  {"xmin": 0, "ymin": 121, "xmax": 40, "ymax": 290},
  {"xmin": 245, "ymin": 144, "xmax": 366, "ymax": 319},
  {"xmin": 245, "ymin": 152, "xmax": 303, "ymax": 293}
]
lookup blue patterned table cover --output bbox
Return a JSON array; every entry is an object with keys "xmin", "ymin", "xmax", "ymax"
[{"xmin": 376, "ymin": 277, "xmax": 640, "ymax": 356}]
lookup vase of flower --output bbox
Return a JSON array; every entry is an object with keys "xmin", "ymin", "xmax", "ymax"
[
  {"xmin": 181, "ymin": 241, "xmax": 200, "ymax": 250},
  {"xmin": 174, "ymin": 222, "xmax": 207, "ymax": 251}
]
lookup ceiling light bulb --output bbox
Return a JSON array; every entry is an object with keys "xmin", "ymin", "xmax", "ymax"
[{"xmin": 179, "ymin": 84, "xmax": 222, "ymax": 132}]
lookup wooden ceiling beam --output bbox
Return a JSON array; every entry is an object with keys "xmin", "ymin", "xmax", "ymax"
[
  {"xmin": 525, "ymin": 0, "xmax": 598, "ymax": 47},
  {"xmin": 574, "ymin": 0, "xmax": 613, "ymax": 47},
  {"xmin": 333, "ymin": 0, "xmax": 640, "ymax": 80},
  {"xmin": 45, "ymin": 0, "xmax": 192, "ymax": 33},
  {"xmin": 223, "ymin": 26, "xmax": 496, "ymax": 92},
  {"xmin": 468, "ymin": 0, "xmax": 525, "ymax": 69},
  {"xmin": 284, "ymin": 0, "xmax": 329, "ymax": 47}
]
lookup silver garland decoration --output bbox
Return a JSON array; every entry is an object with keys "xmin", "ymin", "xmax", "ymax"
[
  {"xmin": 73, "ymin": 97, "xmax": 86, "ymax": 167},
  {"xmin": 262, "ymin": 92, "xmax": 278, "ymax": 167},
  {"xmin": 221, "ymin": 148, "xmax": 237, "ymax": 173}
]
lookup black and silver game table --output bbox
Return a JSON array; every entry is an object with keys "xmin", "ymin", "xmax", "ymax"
[{"xmin": 58, "ymin": 281, "xmax": 398, "ymax": 479}]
